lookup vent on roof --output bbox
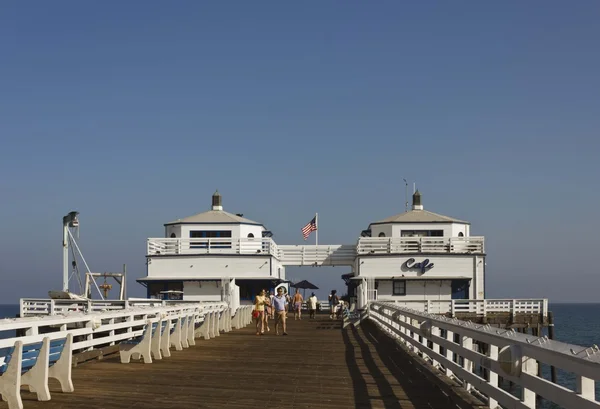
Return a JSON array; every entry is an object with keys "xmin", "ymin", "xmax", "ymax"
[
  {"xmin": 412, "ymin": 190, "xmax": 423, "ymax": 210},
  {"xmin": 212, "ymin": 190, "xmax": 223, "ymax": 210}
]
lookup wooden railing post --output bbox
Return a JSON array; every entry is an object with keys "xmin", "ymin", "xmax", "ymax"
[{"xmin": 487, "ymin": 344, "xmax": 499, "ymax": 408}]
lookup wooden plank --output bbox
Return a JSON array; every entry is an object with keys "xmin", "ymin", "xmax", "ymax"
[{"xmin": 17, "ymin": 314, "xmax": 483, "ymax": 409}]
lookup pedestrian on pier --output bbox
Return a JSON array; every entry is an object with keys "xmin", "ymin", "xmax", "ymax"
[
  {"xmin": 308, "ymin": 292, "xmax": 318, "ymax": 319},
  {"xmin": 254, "ymin": 289, "xmax": 269, "ymax": 335},
  {"xmin": 293, "ymin": 289, "xmax": 304, "ymax": 320},
  {"xmin": 272, "ymin": 287, "xmax": 288, "ymax": 335},
  {"xmin": 329, "ymin": 290, "xmax": 340, "ymax": 319}
]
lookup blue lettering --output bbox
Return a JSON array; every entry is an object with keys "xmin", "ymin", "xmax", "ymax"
[{"xmin": 404, "ymin": 258, "xmax": 434, "ymax": 274}]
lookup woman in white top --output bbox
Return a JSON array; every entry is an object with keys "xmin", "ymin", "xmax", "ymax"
[{"xmin": 307, "ymin": 293, "xmax": 318, "ymax": 319}]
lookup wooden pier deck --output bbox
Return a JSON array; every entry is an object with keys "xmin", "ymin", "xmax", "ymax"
[{"xmin": 16, "ymin": 314, "xmax": 482, "ymax": 409}]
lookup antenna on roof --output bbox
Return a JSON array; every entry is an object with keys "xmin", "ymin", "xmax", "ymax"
[
  {"xmin": 413, "ymin": 182, "xmax": 416, "ymax": 194},
  {"xmin": 403, "ymin": 178, "xmax": 408, "ymax": 212}
]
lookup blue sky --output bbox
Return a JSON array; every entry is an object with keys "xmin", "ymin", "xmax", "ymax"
[{"xmin": 1, "ymin": 1, "xmax": 598, "ymax": 303}]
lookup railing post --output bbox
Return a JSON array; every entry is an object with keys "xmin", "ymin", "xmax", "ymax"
[
  {"xmin": 521, "ymin": 356, "xmax": 537, "ymax": 407},
  {"xmin": 576, "ymin": 375, "xmax": 595, "ymax": 401},
  {"xmin": 431, "ymin": 326, "xmax": 440, "ymax": 368},
  {"xmin": 445, "ymin": 329, "xmax": 453, "ymax": 377},
  {"xmin": 50, "ymin": 299, "xmax": 56, "ymax": 315},
  {"xmin": 461, "ymin": 334, "xmax": 473, "ymax": 391},
  {"xmin": 451, "ymin": 300, "xmax": 455, "ymax": 317},
  {"xmin": 487, "ymin": 344, "xmax": 499, "ymax": 408},
  {"xmin": 482, "ymin": 299, "xmax": 487, "ymax": 318}
]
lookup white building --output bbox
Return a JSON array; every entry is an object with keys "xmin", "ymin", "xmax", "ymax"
[
  {"xmin": 138, "ymin": 189, "xmax": 485, "ymax": 311},
  {"xmin": 138, "ymin": 191, "xmax": 287, "ymax": 310},
  {"xmin": 351, "ymin": 190, "xmax": 485, "ymax": 308}
]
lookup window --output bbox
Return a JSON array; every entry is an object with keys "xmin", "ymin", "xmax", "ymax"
[
  {"xmin": 190, "ymin": 230, "xmax": 232, "ymax": 248},
  {"xmin": 247, "ymin": 233, "xmax": 254, "ymax": 238},
  {"xmin": 458, "ymin": 232, "xmax": 464, "ymax": 237},
  {"xmin": 170, "ymin": 233, "xmax": 176, "ymax": 238},
  {"xmin": 190, "ymin": 230, "xmax": 232, "ymax": 238},
  {"xmin": 378, "ymin": 232, "xmax": 386, "ymax": 237},
  {"xmin": 392, "ymin": 280, "xmax": 406, "ymax": 296},
  {"xmin": 401, "ymin": 230, "xmax": 443, "ymax": 237}
]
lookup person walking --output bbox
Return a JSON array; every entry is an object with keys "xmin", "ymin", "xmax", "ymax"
[
  {"xmin": 293, "ymin": 289, "xmax": 304, "ymax": 320},
  {"xmin": 271, "ymin": 287, "xmax": 288, "ymax": 335},
  {"xmin": 254, "ymin": 289, "xmax": 268, "ymax": 335},
  {"xmin": 307, "ymin": 292, "xmax": 318, "ymax": 319},
  {"xmin": 329, "ymin": 290, "xmax": 340, "ymax": 319}
]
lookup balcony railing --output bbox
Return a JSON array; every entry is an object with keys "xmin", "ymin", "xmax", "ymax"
[
  {"xmin": 147, "ymin": 237, "xmax": 281, "ymax": 258},
  {"xmin": 357, "ymin": 236, "xmax": 484, "ymax": 255},
  {"xmin": 370, "ymin": 298, "xmax": 548, "ymax": 318}
]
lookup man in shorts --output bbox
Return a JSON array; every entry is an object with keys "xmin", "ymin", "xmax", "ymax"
[
  {"xmin": 272, "ymin": 287, "xmax": 288, "ymax": 335},
  {"xmin": 293, "ymin": 289, "xmax": 304, "ymax": 320}
]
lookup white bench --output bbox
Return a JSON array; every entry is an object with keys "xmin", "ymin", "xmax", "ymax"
[
  {"xmin": 0, "ymin": 333, "xmax": 73, "ymax": 409},
  {"xmin": 119, "ymin": 319, "xmax": 158, "ymax": 364}
]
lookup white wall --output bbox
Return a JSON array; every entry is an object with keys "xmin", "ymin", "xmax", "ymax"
[
  {"xmin": 147, "ymin": 255, "xmax": 276, "ymax": 279},
  {"xmin": 376, "ymin": 279, "xmax": 452, "ymax": 301},
  {"xmin": 391, "ymin": 223, "xmax": 452, "ymax": 237},
  {"xmin": 183, "ymin": 280, "xmax": 221, "ymax": 302},
  {"xmin": 451, "ymin": 223, "xmax": 469, "ymax": 237},
  {"xmin": 358, "ymin": 255, "xmax": 475, "ymax": 279},
  {"xmin": 239, "ymin": 224, "xmax": 265, "ymax": 239},
  {"xmin": 166, "ymin": 225, "xmax": 182, "ymax": 238},
  {"xmin": 370, "ymin": 222, "xmax": 470, "ymax": 238},
  {"xmin": 370, "ymin": 224, "xmax": 393, "ymax": 238}
]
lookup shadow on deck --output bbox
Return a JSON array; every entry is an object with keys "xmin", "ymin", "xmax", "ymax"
[{"xmin": 13, "ymin": 314, "xmax": 482, "ymax": 409}]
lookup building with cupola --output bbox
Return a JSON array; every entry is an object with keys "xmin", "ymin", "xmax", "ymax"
[
  {"xmin": 138, "ymin": 191, "xmax": 287, "ymax": 311},
  {"xmin": 348, "ymin": 190, "xmax": 485, "ymax": 308},
  {"xmin": 138, "ymin": 189, "xmax": 485, "ymax": 311}
]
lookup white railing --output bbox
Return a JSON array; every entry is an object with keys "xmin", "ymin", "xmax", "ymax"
[
  {"xmin": 368, "ymin": 302, "xmax": 599, "ymax": 408},
  {"xmin": 19, "ymin": 298, "xmax": 201, "ymax": 317},
  {"xmin": 3, "ymin": 302, "xmax": 228, "ymax": 353},
  {"xmin": 278, "ymin": 244, "xmax": 356, "ymax": 266},
  {"xmin": 373, "ymin": 299, "xmax": 548, "ymax": 318},
  {"xmin": 147, "ymin": 237, "xmax": 281, "ymax": 258},
  {"xmin": 4, "ymin": 301, "xmax": 254, "ymax": 354},
  {"xmin": 357, "ymin": 236, "xmax": 485, "ymax": 254}
]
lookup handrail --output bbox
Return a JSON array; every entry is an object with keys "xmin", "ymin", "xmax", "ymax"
[
  {"xmin": 147, "ymin": 237, "xmax": 281, "ymax": 258},
  {"xmin": 368, "ymin": 301, "xmax": 598, "ymax": 408},
  {"xmin": 19, "ymin": 298, "xmax": 203, "ymax": 317},
  {"xmin": 4, "ymin": 301, "xmax": 253, "ymax": 355},
  {"xmin": 367, "ymin": 298, "xmax": 548, "ymax": 318},
  {"xmin": 357, "ymin": 236, "xmax": 485, "ymax": 254}
]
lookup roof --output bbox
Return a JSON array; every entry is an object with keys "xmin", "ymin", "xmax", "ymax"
[
  {"xmin": 164, "ymin": 210, "xmax": 264, "ymax": 226},
  {"xmin": 369, "ymin": 209, "xmax": 469, "ymax": 225},
  {"xmin": 137, "ymin": 276, "xmax": 277, "ymax": 282}
]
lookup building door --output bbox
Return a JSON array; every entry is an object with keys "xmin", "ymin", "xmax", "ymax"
[{"xmin": 451, "ymin": 280, "xmax": 469, "ymax": 300}]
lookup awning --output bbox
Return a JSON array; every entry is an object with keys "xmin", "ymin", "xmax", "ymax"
[
  {"xmin": 136, "ymin": 276, "xmax": 283, "ymax": 282},
  {"xmin": 349, "ymin": 276, "xmax": 472, "ymax": 281}
]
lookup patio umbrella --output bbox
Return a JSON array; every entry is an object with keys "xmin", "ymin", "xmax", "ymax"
[{"xmin": 291, "ymin": 280, "xmax": 319, "ymax": 297}]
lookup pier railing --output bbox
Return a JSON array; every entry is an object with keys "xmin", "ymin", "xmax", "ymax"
[
  {"xmin": 147, "ymin": 237, "xmax": 281, "ymax": 257},
  {"xmin": 278, "ymin": 244, "xmax": 356, "ymax": 266},
  {"xmin": 357, "ymin": 236, "xmax": 485, "ymax": 254},
  {"xmin": 2, "ymin": 302, "xmax": 235, "ymax": 353},
  {"xmin": 374, "ymin": 299, "xmax": 549, "ymax": 318},
  {"xmin": 19, "ymin": 298, "xmax": 203, "ymax": 317},
  {"xmin": 368, "ymin": 302, "xmax": 599, "ymax": 408}
]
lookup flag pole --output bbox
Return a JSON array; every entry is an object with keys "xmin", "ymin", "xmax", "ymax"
[{"xmin": 315, "ymin": 212, "xmax": 318, "ymax": 246}]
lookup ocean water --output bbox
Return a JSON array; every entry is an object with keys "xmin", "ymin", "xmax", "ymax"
[{"xmin": 1, "ymin": 303, "xmax": 597, "ymax": 407}]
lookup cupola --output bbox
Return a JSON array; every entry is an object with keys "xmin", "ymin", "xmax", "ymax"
[
  {"xmin": 412, "ymin": 190, "xmax": 423, "ymax": 210},
  {"xmin": 212, "ymin": 190, "xmax": 223, "ymax": 211}
]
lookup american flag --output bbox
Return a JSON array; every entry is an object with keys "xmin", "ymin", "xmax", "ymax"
[{"xmin": 301, "ymin": 216, "xmax": 317, "ymax": 240}]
